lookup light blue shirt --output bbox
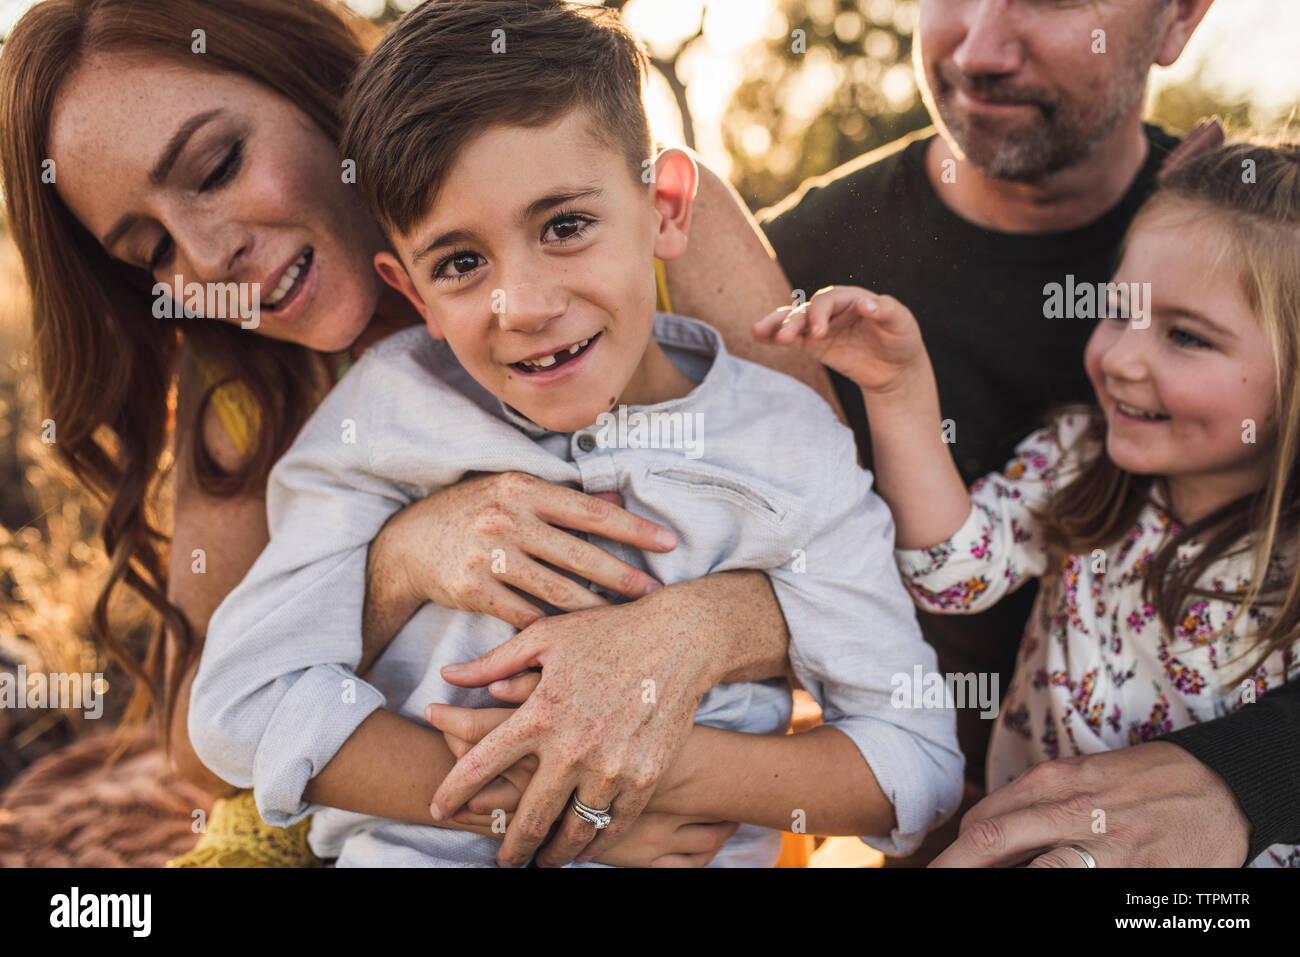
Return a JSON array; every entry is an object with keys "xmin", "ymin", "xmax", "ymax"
[{"xmin": 191, "ymin": 314, "xmax": 963, "ymax": 866}]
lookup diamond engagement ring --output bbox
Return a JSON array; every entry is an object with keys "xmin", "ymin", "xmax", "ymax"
[{"xmin": 570, "ymin": 794, "xmax": 612, "ymax": 829}]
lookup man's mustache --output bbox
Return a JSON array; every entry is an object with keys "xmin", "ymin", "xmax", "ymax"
[{"xmin": 936, "ymin": 62, "xmax": 1057, "ymax": 112}]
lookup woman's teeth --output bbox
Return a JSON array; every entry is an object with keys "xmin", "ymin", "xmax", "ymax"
[
  {"xmin": 518, "ymin": 337, "xmax": 590, "ymax": 370},
  {"xmin": 264, "ymin": 250, "xmax": 310, "ymax": 306}
]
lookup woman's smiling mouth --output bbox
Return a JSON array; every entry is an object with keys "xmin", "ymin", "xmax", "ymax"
[{"xmin": 261, "ymin": 246, "xmax": 314, "ymax": 314}]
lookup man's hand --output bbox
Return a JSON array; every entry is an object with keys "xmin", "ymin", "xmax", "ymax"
[{"xmin": 930, "ymin": 742, "xmax": 1251, "ymax": 867}]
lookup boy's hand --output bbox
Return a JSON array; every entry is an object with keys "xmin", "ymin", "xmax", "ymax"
[
  {"xmin": 426, "ymin": 703, "xmax": 535, "ymax": 827},
  {"xmin": 752, "ymin": 285, "xmax": 926, "ymax": 396}
]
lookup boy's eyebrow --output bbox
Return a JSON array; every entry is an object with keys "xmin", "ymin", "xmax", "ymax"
[
  {"xmin": 411, "ymin": 187, "xmax": 604, "ymax": 266},
  {"xmin": 411, "ymin": 228, "xmax": 478, "ymax": 266},
  {"xmin": 519, "ymin": 187, "xmax": 603, "ymax": 224}
]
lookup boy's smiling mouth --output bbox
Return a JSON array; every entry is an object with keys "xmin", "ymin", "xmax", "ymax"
[{"xmin": 509, "ymin": 332, "xmax": 601, "ymax": 374}]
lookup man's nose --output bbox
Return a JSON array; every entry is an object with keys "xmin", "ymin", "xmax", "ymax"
[{"xmin": 952, "ymin": 0, "xmax": 1024, "ymax": 78}]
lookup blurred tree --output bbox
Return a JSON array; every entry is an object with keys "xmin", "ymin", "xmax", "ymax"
[
  {"xmin": 1147, "ymin": 83, "xmax": 1257, "ymax": 140},
  {"xmin": 722, "ymin": 0, "xmax": 930, "ymax": 211},
  {"xmin": 325, "ymin": 3, "xmax": 1299, "ymax": 213}
]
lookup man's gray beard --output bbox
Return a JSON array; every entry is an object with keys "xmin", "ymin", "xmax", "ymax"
[
  {"xmin": 930, "ymin": 49, "xmax": 1155, "ymax": 184},
  {"xmin": 938, "ymin": 101, "xmax": 1121, "ymax": 182}
]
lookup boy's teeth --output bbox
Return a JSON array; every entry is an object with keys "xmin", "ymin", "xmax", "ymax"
[{"xmin": 520, "ymin": 338, "xmax": 592, "ymax": 369}]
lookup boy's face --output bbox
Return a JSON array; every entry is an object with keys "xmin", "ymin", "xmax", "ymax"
[{"xmin": 376, "ymin": 108, "xmax": 694, "ymax": 432}]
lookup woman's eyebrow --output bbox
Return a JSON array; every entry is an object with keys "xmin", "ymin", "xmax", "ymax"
[
  {"xmin": 100, "ymin": 108, "xmax": 225, "ymax": 251},
  {"xmin": 150, "ymin": 108, "xmax": 224, "ymax": 185}
]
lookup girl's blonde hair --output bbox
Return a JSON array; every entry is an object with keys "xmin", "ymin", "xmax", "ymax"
[
  {"xmin": 0, "ymin": 0, "xmax": 380, "ymax": 746},
  {"xmin": 1037, "ymin": 138, "xmax": 1300, "ymax": 686}
]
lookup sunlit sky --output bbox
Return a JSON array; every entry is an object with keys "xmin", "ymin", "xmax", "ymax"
[{"xmin": 3, "ymin": 0, "xmax": 1297, "ymax": 179}]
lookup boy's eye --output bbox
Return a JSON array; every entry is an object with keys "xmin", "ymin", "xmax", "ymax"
[
  {"xmin": 543, "ymin": 212, "xmax": 594, "ymax": 243},
  {"xmin": 432, "ymin": 250, "xmax": 483, "ymax": 282}
]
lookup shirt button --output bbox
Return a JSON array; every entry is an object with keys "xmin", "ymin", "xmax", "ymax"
[{"xmin": 577, "ymin": 433, "xmax": 596, "ymax": 452}]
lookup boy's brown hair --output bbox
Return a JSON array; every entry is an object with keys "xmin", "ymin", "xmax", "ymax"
[{"xmin": 340, "ymin": 0, "xmax": 652, "ymax": 236}]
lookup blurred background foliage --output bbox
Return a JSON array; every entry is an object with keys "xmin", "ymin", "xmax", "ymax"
[
  {"xmin": 0, "ymin": 0, "xmax": 1297, "ymax": 784},
  {"xmin": 342, "ymin": 0, "xmax": 1299, "ymax": 210}
]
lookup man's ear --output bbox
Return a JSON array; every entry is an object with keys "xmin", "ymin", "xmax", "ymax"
[
  {"xmin": 1153, "ymin": 0, "xmax": 1214, "ymax": 68},
  {"xmin": 650, "ymin": 148, "xmax": 699, "ymax": 262},
  {"xmin": 373, "ymin": 250, "xmax": 445, "ymax": 340}
]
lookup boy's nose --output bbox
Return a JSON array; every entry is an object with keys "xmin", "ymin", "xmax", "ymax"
[{"xmin": 495, "ymin": 280, "xmax": 566, "ymax": 333}]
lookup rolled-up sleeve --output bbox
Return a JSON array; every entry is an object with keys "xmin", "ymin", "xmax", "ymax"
[
  {"xmin": 189, "ymin": 369, "xmax": 412, "ymax": 825},
  {"xmin": 191, "ymin": 548, "xmax": 389, "ymax": 825},
  {"xmin": 767, "ymin": 422, "xmax": 964, "ymax": 856}
]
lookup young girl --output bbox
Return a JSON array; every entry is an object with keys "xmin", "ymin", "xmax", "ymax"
[{"xmin": 755, "ymin": 140, "xmax": 1300, "ymax": 868}]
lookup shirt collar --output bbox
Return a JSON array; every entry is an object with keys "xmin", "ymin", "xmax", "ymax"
[{"xmin": 497, "ymin": 313, "xmax": 728, "ymax": 438}]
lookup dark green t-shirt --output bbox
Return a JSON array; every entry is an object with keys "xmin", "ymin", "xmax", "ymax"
[{"xmin": 760, "ymin": 124, "xmax": 1180, "ymax": 782}]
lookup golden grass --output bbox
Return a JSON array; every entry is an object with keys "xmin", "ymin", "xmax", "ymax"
[{"xmin": 0, "ymin": 232, "xmax": 154, "ymax": 786}]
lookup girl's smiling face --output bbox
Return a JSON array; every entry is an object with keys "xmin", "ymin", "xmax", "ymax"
[
  {"xmin": 1084, "ymin": 211, "xmax": 1278, "ymax": 523},
  {"xmin": 48, "ymin": 51, "xmax": 389, "ymax": 352}
]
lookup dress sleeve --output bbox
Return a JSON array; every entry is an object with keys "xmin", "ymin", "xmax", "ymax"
[{"xmin": 894, "ymin": 410, "xmax": 1101, "ymax": 615}]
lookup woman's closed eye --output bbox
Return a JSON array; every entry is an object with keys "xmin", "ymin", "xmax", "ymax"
[
  {"xmin": 145, "ymin": 139, "xmax": 245, "ymax": 273},
  {"xmin": 199, "ymin": 139, "xmax": 244, "ymax": 192}
]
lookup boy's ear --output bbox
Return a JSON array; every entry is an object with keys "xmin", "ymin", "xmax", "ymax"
[
  {"xmin": 651, "ymin": 148, "xmax": 698, "ymax": 262},
  {"xmin": 373, "ymin": 250, "xmax": 445, "ymax": 340}
]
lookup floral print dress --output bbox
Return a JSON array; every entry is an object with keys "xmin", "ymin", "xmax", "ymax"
[{"xmin": 894, "ymin": 411, "xmax": 1299, "ymax": 867}]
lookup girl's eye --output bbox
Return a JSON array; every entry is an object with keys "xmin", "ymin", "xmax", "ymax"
[
  {"xmin": 148, "ymin": 235, "xmax": 174, "ymax": 273},
  {"xmin": 543, "ymin": 212, "xmax": 594, "ymax": 243},
  {"xmin": 432, "ymin": 250, "xmax": 483, "ymax": 283},
  {"xmin": 1170, "ymin": 327, "xmax": 1211, "ymax": 349},
  {"xmin": 1102, "ymin": 289, "xmax": 1130, "ymax": 321},
  {"xmin": 200, "ymin": 140, "xmax": 243, "ymax": 192}
]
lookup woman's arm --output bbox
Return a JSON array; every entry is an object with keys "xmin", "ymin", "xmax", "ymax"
[
  {"xmin": 654, "ymin": 725, "xmax": 893, "ymax": 837},
  {"xmin": 165, "ymin": 352, "xmax": 273, "ymax": 796},
  {"xmin": 428, "ymin": 708, "xmax": 895, "ymax": 846},
  {"xmin": 664, "ymin": 155, "xmax": 844, "ymax": 420}
]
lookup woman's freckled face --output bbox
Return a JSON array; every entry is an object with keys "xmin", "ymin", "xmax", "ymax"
[{"xmin": 47, "ymin": 51, "xmax": 387, "ymax": 352}]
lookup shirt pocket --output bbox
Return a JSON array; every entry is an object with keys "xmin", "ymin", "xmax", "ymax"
[{"xmin": 644, "ymin": 462, "xmax": 790, "ymax": 527}]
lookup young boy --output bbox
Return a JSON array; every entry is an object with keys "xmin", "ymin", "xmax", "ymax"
[{"xmin": 191, "ymin": 0, "xmax": 961, "ymax": 866}]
